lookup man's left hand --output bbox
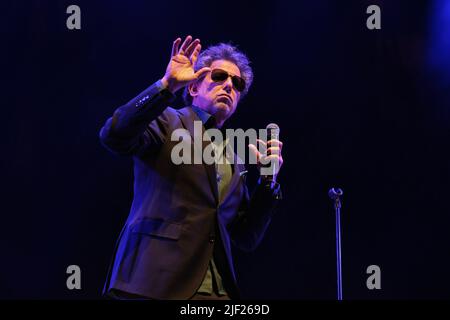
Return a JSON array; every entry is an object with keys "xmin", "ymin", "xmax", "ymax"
[{"xmin": 249, "ymin": 139, "xmax": 284, "ymax": 180}]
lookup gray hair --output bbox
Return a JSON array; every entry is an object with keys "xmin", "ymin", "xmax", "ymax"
[{"xmin": 183, "ymin": 43, "xmax": 254, "ymax": 105}]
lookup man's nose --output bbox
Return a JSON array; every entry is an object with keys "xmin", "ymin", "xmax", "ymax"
[{"xmin": 223, "ymin": 76, "xmax": 233, "ymax": 93}]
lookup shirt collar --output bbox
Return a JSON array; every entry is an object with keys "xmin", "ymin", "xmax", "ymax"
[
  {"xmin": 191, "ymin": 105, "xmax": 230, "ymax": 148},
  {"xmin": 191, "ymin": 105, "xmax": 213, "ymax": 126}
]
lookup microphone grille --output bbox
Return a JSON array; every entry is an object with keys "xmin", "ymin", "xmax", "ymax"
[
  {"xmin": 266, "ymin": 123, "xmax": 279, "ymax": 130},
  {"xmin": 266, "ymin": 123, "xmax": 280, "ymax": 138}
]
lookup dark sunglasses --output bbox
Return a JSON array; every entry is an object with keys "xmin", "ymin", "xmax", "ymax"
[{"xmin": 210, "ymin": 69, "xmax": 246, "ymax": 92}]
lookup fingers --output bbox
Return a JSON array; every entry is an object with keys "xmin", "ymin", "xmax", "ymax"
[
  {"xmin": 256, "ymin": 139, "xmax": 267, "ymax": 151},
  {"xmin": 191, "ymin": 43, "xmax": 202, "ymax": 65},
  {"xmin": 171, "ymin": 38, "xmax": 182, "ymax": 57},
  {"xmin": 266, "ymin": 146, "xmax": 281, "ymax": 156},
  {"xmin": 255, "ymin": 139, "xmax": 283, "ymax": 153},
  {"xmin": 172, "ymin": 35, "xmax": 203, "ymax": 64},
  {"xmin": 250, "ymin": 141, "xmax": 284, "ymax": 171},
  {"xmin": 248, "ymin": 144, "xmax": 261, "ymax": 164},
  {"xmin": 194, "ymin": 67, "xmax": 211, "ymax": 79},
  {"xmin": 185, "ymin": 38, "xmax": 200, "ymax": 58},
  {"xmin": 265, "ymin": 140, "xmax": 283, "ymax": 165},
  {"xmin": 266, "ymin": 139, "xmax": 283, "ymax": 150},
  {"xmin": 267, "ymin": 154, "xmax": 283, "ymax": 166},
  {"xmin": 179, "ymin": 35, "xmax": 193, "ymax": 55},
  {"xmin": 257, "ymin": 139, "xmax": 283, "ymax": 168},
  {"xmin": 260, "ymin": 154, "xmax": 284, "ymax": 168}
]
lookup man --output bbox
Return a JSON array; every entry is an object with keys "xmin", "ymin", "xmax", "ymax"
[{"xmin": 100, "ymin": 35, "xmax": 284, "ymax": 300}]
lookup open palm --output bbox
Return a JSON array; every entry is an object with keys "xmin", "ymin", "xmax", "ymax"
[{"xmin": 162, "ymin": 36, "xmax": 211, "ymax": 93}]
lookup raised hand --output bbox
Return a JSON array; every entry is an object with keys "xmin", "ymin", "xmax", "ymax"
[{"xmin": 161, "ymin": 35, "xmax": 211, "ymax": 93}]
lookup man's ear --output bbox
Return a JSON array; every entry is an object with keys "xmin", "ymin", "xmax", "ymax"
[{"xmin": 188, "ymin": 82, "xmax": 199, "ymax": 98}]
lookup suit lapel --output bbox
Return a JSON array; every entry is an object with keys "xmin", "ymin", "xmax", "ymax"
[{"xmin": 178, "ymin": 107, "xmax": 219, "ymax": 204}]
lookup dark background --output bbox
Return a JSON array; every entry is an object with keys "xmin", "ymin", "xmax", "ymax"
[{"xmin": 2, "ymin": 0, "xmax": 449, "ymax": 299}]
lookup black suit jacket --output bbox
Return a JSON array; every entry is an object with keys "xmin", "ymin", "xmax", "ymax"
[{"xmin": 99, "ymin": 81, "xmax": 281, "ymax": 299}]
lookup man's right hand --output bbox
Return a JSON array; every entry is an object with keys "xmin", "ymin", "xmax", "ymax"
[{"xmin": 161, "ymin": 35, "xmax": 211, "ymax": 94}]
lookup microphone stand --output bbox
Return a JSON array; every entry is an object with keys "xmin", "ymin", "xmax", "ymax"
[{"xmin": 329, "ymin": 187, "xmax": 343, "ymax": 301}]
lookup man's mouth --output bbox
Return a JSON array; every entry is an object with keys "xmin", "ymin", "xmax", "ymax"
[{"xmin": 216, "ymin": 95, "xmax": 232, "ymax": 105}]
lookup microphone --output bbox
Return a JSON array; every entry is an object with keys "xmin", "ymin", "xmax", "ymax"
[{"xmin": 262, "ymin": 123, "xmax": 280, "ymax": 182}]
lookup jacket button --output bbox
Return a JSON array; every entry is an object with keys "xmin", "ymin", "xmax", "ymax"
[{"xmin": 209, "ymin": 235, "xmax": 215, "ymax": 244}]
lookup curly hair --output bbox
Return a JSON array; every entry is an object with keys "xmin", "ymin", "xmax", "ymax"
[{"xmin": 183, "ymin": 43, "xmax": 253, "ymax": 105}]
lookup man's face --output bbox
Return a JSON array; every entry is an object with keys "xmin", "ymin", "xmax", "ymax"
[{"xmin": 190, "ymin": 59, "xmax": 242, "ymax": 125}]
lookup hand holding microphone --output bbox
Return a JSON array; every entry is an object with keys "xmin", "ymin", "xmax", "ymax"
[{"xmin": 248, "ymin": 123, "xmax": 284, "ymax": 182}]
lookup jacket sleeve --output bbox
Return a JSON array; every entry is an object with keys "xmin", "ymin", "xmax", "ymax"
[
  {"xmin": 229, "ymin": 177, "xmax": 282, "ymax": 252},
  {"xmin": 99, "ymin": 80, "xmax": 176, "ymax": 156}
]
